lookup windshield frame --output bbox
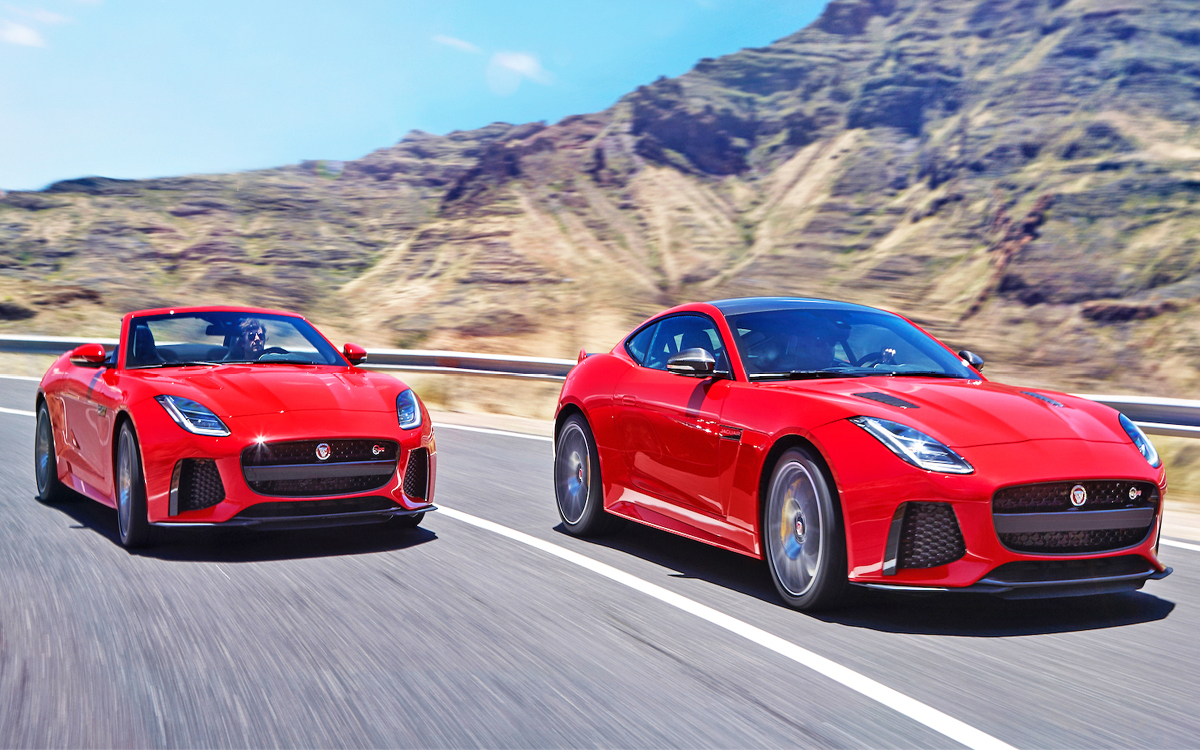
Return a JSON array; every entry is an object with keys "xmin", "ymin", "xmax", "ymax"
[
  {"xmin": 123, "ymin": 311, "xmax": 348, "ymax": 370},
  {"xmin": 722, "ymin": 306, "xmax": 976, "ymax": 382}
]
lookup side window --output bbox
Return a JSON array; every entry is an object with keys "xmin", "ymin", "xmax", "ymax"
[
  {"xmin": 643, "ymin": 314, "xmax": 727, "ymax": 371},
  {"xmin": 625, "ymin": 324, "xmax": 657, "ymax": 365}
]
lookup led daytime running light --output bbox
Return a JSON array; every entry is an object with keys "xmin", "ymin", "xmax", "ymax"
[
  {"xmin": 1119, "ymin": 413, "xmax": 1161, "ymax": 468},
  {"xmin": 154, "ymin": 395, "xmax": 230, "ymax": 437},
  {"xmin": 397, "ymin": 389, "xmax": 422, "ymax": 430},
  {"xmin": 850, "ymin": 416, "xmax": 973, "ymax": 474}
]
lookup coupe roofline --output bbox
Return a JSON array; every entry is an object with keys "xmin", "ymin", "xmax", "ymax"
[{"xmin": 706, "ymin": 296, "xmax": 888, "ymax": 316}]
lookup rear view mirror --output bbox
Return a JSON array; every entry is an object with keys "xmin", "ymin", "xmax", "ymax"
[
  {"xmin": 343, "ymin": 343, "xmax": 367, "ymax": 365},
  {"xmin": 666, "ymin": 348, "xmax": 716, "ymax": 376},
  {"xmin": 958, "ymin": 350, "xmax": 985, "ymax": 371},
  {"xmin": 69, "ymin": 343, "xmax": 108, "ymax": 367}
]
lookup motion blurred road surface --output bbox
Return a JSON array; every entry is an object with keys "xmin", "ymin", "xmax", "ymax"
[{"xmin": 1, "ymin": 377, "xmax": 1197, "ymax": 748}]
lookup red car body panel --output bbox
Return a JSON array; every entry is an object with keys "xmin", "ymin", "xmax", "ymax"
[
  {"xmin": 556, "ymin": 300, "xmax": 1167, "ymax": 590},
  {"xmin": 38, "ymin": 306, "xmax": 435, "ymax": 525}
]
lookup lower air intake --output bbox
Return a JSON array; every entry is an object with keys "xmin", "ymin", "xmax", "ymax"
[
  {"xmin": 171, "ymin": 459, "xmax": 225, "ymax": 514},
  {"xmin": 897, "ymin": 502, "xmax": 966, "ymax": 569},
  {"xmin": 403, "ymin": 448, "xmax": 429, "ymax": 500}
]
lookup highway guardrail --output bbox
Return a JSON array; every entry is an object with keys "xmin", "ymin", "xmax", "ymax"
[{"xmin": 1, "ymin": 334, "xmax": 1196, "ymax": 437}]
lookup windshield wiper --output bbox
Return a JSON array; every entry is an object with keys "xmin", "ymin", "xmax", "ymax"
[
  {"xmin": 752, "ymin": 369, "xmax": 869, "ymax": 381},
  {"xmin": 883, "ymin": 371, "xmax": 967, "ymax": 379},
  {"xmin": 129, "ymin": 361, "xmax": 221, "ymax": 369}
]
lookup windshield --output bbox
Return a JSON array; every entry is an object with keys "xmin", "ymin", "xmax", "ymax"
[
  {"xmin": 725, "ymin": 307, "xmax": 975, "ymax": 381},
  {"xmin": 125, "ymin": 312, "xmax": 345, "ymax": 369}
]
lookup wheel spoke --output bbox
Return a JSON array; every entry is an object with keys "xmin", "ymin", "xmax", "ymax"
[
  {"xmin": 555, "ymin": 424, "xmax": 590, "ymax": 524},
  {"xmin": 767, "ymin": 461, "xmax": 823, "ymax": 597}
]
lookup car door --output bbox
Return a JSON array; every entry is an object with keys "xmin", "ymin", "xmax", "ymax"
[
  {"xmin": 614, "ymin": 314, "xmax": 732, "ymax": 518},
  {"xmin": 60, "ymin": 352, "xmax": 121, "ymax": 495}
]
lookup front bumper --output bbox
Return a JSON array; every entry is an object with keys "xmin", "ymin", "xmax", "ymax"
[
  {"xmin": 811, "ymin": 420, "xmax": 1169, "ymax": 592},
  {"xmin": 137, "ymin": 406, "xmax": 437, "ymax": 525}
]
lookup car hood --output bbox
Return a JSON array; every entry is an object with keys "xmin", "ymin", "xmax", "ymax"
[
  {"xmin": 128, "ymin": 365, "xmax": 402, "ymax": 418},
  {"xmin": 767, "ymin": 377, "xmax": 1127, "ymax": 448}
]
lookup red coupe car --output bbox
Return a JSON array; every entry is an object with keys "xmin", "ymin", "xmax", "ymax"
[
  {"xmin": 35, "ymin": 306, "xmax": 435, "ymax": 548},
  {"xmin": 553, "ymin": 297, "xmax": 1170, "ymax": 610}
]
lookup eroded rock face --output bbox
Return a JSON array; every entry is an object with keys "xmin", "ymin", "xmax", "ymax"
[{"xmin": 4, "ymin": 0, "xmax": 1200, "ymax": 396}]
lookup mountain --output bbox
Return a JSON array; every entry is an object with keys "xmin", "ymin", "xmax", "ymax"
[{"xmin": 3, "ymin": 0, "xmax": 1200, "ymax": 401}]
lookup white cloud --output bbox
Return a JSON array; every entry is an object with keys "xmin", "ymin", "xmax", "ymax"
[
  {"xmin": 433, "ymin": 34, "xmax": 481, "ymax": 55},
  {"xmin": 486, "ymin": 51, "xmax": 553, "ymax": 96},
  {"xmin": 0, "ymin": 20, "xmax": 44, "ymax": 46},
  {"xmin": 5, "ymin": 6, "xmax": 71, "ymax": 24}
]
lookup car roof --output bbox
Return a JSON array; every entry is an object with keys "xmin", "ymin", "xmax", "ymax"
[
  {"xmin": 706, "ymin": 297, "xmax": 885, "ymax": 316},
  {"xmin": 125, "ymin": 305, "xmax": 306, "ymax": 319}
]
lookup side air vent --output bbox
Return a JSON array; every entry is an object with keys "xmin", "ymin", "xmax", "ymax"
[
  {"xmin": 170, "ymin": 458, "xmax": 225, "ymax": 515},
  {"xmin": 854, "ymin": 392, "xmax": 919, "ymax": 409},
  {"xmin": 1021, "ymin": 391, "xmax": 1064, "ymax": 408},
  {"xmin": 403, "ymin": 448, "xmax": 429, "ymax": 500},
  {"xmin": 884, "ymin": 502, "xmax": 965, "ymax": 574}
]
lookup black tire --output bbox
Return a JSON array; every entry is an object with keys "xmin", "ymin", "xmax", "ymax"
[
  {"xmin": 394, "ymin": 512, "xmax": 425, "ymax": 530},
  {"xmin": 34, "ymin": 402, "xmax": 71, "ymax": 504},
  {"xmin": 763, "ymin": 447, "xmax": 849, "ymax": 611},
  {"xmin": 554, "ymin": 413, "xmax": 619, "ymax": 536},
  {"xmin": 115, "ymin": 422, "xmax": 151, "ymax": 549}
]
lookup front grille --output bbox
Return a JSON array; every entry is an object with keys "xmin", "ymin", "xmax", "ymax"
[
  {"xmin": 993, "ymin": 480, "xmax": 1159, "ymax": 513},
  {"xmin": 403, "ymin": 448, "xmax": 429, "ymax": 500},
  {"xmin": 1000, "ymin": 528, "xmax": 1150, "ymax": 554},
  {"xmin": 993, "ymin": 480, "xmax": 1158, "ymax": 554},
  {"xmin": 897, "ymin": 502, "xmax": 965, "ymax": 569},
  {"xmin": 241, "ymin": 439, "xmax": 399, "ymax": 497},
  {"xmin": 234, "ymin": 496, "xmax": 399, "ymax": 519},
  {"xmin": 171, "ymin": 459, "xmax": 225, "ymax": 514}
]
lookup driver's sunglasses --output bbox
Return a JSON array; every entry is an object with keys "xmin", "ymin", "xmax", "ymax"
[{"xmin": 245, "ymin": 329, "xmax": 266, "ymax": 341}]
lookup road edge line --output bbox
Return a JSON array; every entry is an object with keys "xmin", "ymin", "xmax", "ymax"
[
  {"xmin": 435, "ymin": 423, "xmax": 552, "ymax": 442},
  {"xmin": 437, "ymin": 504, "xmax": 1017, "ymax": 750},
  {"xmin": 0, "ymin": 406, "xmax": 35, "ymax": 417},
  {"xmin": 1162, "ymin": 538, "xmax": 1200, "ymax": 552}
]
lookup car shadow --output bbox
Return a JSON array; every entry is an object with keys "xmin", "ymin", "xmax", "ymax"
[
  {"xmin": 560, "ymin": 519, "xmax": 1175, "ymax": 637},
  {"xmin": 46, "ymin": 492, "xmax": 436, "ymax": 563}
]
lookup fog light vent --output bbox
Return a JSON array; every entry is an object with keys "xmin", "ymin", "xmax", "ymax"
[
  {"xmin": 170, "ymin": 459, "xmax": 225, "ymax": 515},
  {"xmin": 885, "ymin": 502, "xmax": 965, "ymax": 573}
]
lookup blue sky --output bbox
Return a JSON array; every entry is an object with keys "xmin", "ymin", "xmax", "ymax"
[{"xmin": 0, "ymin": 1, "xmax": 826, "ymax": 191}]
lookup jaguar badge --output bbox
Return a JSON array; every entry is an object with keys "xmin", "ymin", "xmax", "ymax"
[
  {"xmin": 315, "ymin": 443, "xmax": 331, "ymax": 461},
  {"xmin": 1070, "ymin": 484, "xmax": 1087, "ymax": 507}
]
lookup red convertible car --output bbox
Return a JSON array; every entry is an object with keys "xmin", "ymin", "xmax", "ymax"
[
  {"xmin": 553, "ymin": 297, "xmax": 1170, "ymax": 610},
  {"xmin": 35, "ymin": 306, "xmax": 435, "ymax": 548}
]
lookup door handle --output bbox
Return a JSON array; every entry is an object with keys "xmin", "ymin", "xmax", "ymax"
[{"xmin": 620, "ymin": 395, "xmax": 638, "ymax": 406}]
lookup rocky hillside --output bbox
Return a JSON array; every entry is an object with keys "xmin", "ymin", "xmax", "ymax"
[{"xmin": 4, "ymin": 0, "xmax": 1200, "ymax": 398}]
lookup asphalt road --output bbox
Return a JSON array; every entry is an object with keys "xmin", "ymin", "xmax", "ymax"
[{"xmin": 2, "ymin": 375, "xmax": 1198, "ymax": 749}]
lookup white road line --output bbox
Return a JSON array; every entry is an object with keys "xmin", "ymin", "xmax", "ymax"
[
  {"xmin": 0, "ymin": 374, "xmax": 41, "ymax": 382},
  {"xmin": 0, "ymin": 406, "xmax": 35, "ymax": 417},
  {"xmin": 435, "ymin": 423, "xmax": 552, "ymax": 442},
  {"xmin": 437, "ymin": 504, "xmax": 1017, "ymax": 750},
  {"xmin": 1163, "ymin": 538, "xmax": 1200, "ymax": 552}
]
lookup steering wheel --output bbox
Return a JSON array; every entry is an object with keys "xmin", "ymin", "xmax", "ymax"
[
  {"xmin": 256, "ymin": 347, "xmax": 288, "ymax": 359},
  {"xmin": 856, "ymin": 351, "xmax": 884, "ymax": 367}
]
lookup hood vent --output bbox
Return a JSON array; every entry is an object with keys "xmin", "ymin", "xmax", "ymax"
[
  {"xmin": 854, "ymin": 392, "xmax": 919, "ymax": 409},
  {"xmin": 1021, "ymin": 391, "xmax": 1064, "ymax": 408}
]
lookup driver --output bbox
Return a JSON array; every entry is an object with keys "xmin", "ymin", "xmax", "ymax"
[{"xmin": 228, "ymin": 318, "xmax": 267, "ymax": 360}]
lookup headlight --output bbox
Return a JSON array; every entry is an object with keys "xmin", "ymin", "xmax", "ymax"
[
  {"xmin": 1119, "ymin": 413, "xmax": 1161, "ymax": 468},
  {"xmin": 397, "ymin": 389, "xmax": 422, "ymax": 430},
  {"xmin": 155, "ymin": 395, "xmax": 230, "ymax": 437},
  {"xmin": 849, "ymin": 416, "xmax": 974, "ymax": 474}
]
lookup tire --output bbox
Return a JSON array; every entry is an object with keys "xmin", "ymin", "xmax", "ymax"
[
  {"xmin": 554, "ymin": 413, "xmax": 619, "ymax": 536},
  {"xmin": 115, "ymin": 422, "xmax": 151, "ymax": 549},
  {"xmin": 763, "ymin": 447, "xmax": 849, "ymax": 611},
  {"xmin": 34, "ymin": 402, "xmax": 71, "ymax": 504},
  {"xmin": 394, "ymin": 512, "xmax": 425, "ymax": 530}
]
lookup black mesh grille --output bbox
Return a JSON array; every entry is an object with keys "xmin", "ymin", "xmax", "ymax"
[
  {"xmin": 984, "ymin": 555, "xmax": 1152, "ymax": 584},
  {"xmin": 234, "ymin": 496, "xmax": 399, "ymax": 519},
  {"xmin": 241, "ymin": 438, "xmax": 398, "ymax": 497},
  {"xmin": 241, "ymin": 439, "xmax": 397, "ymax": 466},
  {"xmin": 993, "ymin": 481, "xmax": 1159, "ymax": 514},
  {"xmin": 403, "ymin": 448, "xmax": 429, "ymax": 500},
  {"xmin": 999, "ymin": 527, "xmax": 1150, "ymax": 554},
  {"xmin": 898, "ymin": 502, "xmax": 965, "ymax": 569},
  {"xmin": 175, "ymin": 459, "xmax": 225, "ymax": 512}
]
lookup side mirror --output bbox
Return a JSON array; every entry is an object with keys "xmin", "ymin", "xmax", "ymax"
[
  {"xmin": 69, "ymin": 343, "xmax": 108, "ymax": 367},
  {"xmin": 958, "ymin": 350, "xmax": 984, "ymax": 372},
  {"xmin": 666, "ymin": 348, "xmax": 716, "ymax": 376},
  {"xmin": 343, "ymin": 343, "xmax": 367, "ymax": 366}
]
